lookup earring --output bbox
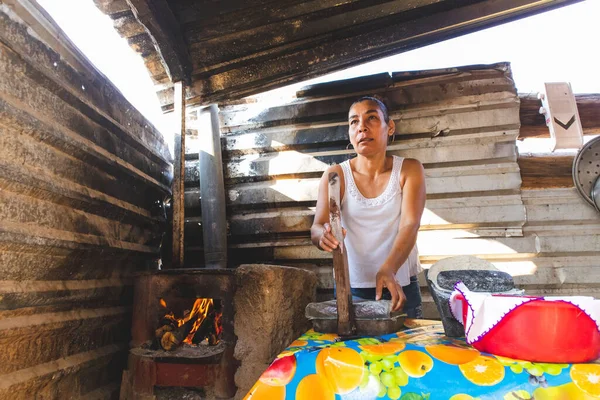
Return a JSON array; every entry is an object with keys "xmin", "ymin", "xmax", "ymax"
[{"xmin": 346, "ymin": 142, "xmax": 353, "ymax": 150}]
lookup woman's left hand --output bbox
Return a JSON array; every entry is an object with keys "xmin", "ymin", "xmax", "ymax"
[{"xmin": 375, "ymin": 266, "xmax": 406, "ymax": 312}]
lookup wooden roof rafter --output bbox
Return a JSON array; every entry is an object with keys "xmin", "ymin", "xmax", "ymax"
[{"xmin": 125, "ymin": 0, "xmax": 192, "ymax": 83}]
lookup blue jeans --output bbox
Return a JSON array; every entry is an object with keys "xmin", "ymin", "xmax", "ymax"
[{"xmin": 336, "ymin": 276, "xmax": 423, "ymax": 319}]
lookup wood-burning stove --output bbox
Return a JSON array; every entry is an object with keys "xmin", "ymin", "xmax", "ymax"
[{"xmin": 121, "ymin": 269, "xmax": 237, "ymax": 399}]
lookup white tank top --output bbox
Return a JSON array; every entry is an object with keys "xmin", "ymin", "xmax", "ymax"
[{"xmin": 340, "ymin": 156, "xmax": 422, "ymax": 288}]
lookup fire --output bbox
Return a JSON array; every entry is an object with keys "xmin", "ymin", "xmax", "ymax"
[{"xmin": 158, "ymin": 297, "xmax": 223, "ymax": 350}]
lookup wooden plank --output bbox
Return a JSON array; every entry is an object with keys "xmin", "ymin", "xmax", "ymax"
[
  {"xmin": 273, "ymin": 234, "xmax": 539, "ymax": 260},
  {"xmin": 185, "ymin": 0, "xmax": 394, "ymax": 46},
  {"xmin": 210, "ymin": 169, "xmax": 523, "ymax": 208},
  {"xmin": 519, "ymin": 94, "xmax": 600, "ymax": 139},
  {"xmin": 219, "ymin": 179, "xmax": 523, "ymax": 209},
  {"xmin": 222, "ymin": 128, "xmax": 519, "ymax": 162},
  {"xmin": 523, "ymin": 188, "xmax": 599, "ymax": 224},
  {"xmin": 537, "ymin": 234, "xmax": 600, "ymax": 254},
  {"xmin": 328, "ymin": 172, "xmax": 355, "ymax": 336},
  {"xmin": 0, "ymin": 344, "xmax": 125, "ymax": 396},
  {"xmin": 172, "ymin": 0, "xmax": 575, "ymax": 106},
  {"xmin": 0, "ymin": 61, "xmax": 171, "ymax": 193},
  {"xmin": 172, "ymin": 82, "xmax": 185, "ymax": 268},
  {"xmin": 0, "ymin": 10, "xmax": 170, "ymax": 162},
  {"xmin": 220, "ymin": 89, "xmax": 517, "ymax": 131},
  {"xmin": 0, "ymin": 120, "xmax": 160, "ymax": 215},
  {"xmin": 217, "ymin": 202, "xmax": 526, "ymax": 241},
  {"xmin": 0, "ymin": 189, "xmax": 156, "ymax": 246},
  {"xmin": 93, "ymin": 0, "xmax": 130, "ymax": 15},
  {"xmin": 0, "ymin": 312, "xmax": 129, "ymax": 374},
  {"xmin": 126, "ymin": 0, "xmax": 192, "ymax": 82},
  {"xmin": 518, "ymin": 154, "xmax": 574, "ymax": 189},
  {"xmin": 188, "ymin": 0, "xmax": 440, "ymax": 66},
  {"xmin": 0, "ymin": 247, "xmax": 151, "ymax": 281}
]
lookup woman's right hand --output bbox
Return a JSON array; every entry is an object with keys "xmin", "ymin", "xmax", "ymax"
[{"xmin": 318, "ymin": 223, "xmax": 346, "ymax": 252}]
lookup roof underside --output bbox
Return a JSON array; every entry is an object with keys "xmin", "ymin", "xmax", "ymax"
[{"xmin": 94, "ymin": 0, "xmax": 581, "ymax": 110}]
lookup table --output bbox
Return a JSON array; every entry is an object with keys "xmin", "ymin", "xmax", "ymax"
[{"xmin": 244, "ymin": 320, "xmax": 600, "ymax": 399}]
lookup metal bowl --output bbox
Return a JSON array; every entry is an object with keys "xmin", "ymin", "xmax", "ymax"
[{"xmin": 592, "ymin": 176, "xmax": 600, "ymax": 212}]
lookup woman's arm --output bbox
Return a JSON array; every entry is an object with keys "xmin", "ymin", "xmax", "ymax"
[
  {"xmin": 311, "ymin": 165, "xmax": 345, "ymax": 252},
  {"xmin": 376, "ymin": 158, "xmax": 426, "ymax": 311}
]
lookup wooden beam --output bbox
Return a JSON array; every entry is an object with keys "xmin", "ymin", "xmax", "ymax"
[
  {"xmin": 519, "ymin": 94, "xmax": 600, "ymax": 139},
  {"xmin": 172, "ymin": 81, "xmax": 185, "ymax": 267},
  {"xmin": 518, "ymin": 154, "xmax": 574, "ymax": 189},
  {"xmin": 125, "ymin": 0, "xmax": 192, "ymax": 83},
  {"xmin": 329, "ymin": 172, "xmax": 356, "ymax": 337}
]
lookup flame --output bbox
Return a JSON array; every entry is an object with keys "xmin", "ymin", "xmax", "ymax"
[
  {"xmin": 183, "ymin": 298, "xmax": 213, "ymax": 344},
  {"xmin": 214, "ymin": 312, "xmax": 223, "ymax": 338},
  {"xmin": 160, "ymin": 298, "xmax": 223, "ymax": 346},
  {"xmin": 161, "ymin": 298, "xmax": 222, "ymax": 345}
]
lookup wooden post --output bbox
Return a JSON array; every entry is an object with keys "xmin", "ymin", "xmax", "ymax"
[
  {"xmin": 198, "ymin": 105, "xmax": 228, "ymax": 269},
  {"xmin": 328, "ymin": 172, "xmax": 356, "ymax": 336},
  {"xmin": 172, "ymin": 81, "xmax": 185, "ymax": 268}
]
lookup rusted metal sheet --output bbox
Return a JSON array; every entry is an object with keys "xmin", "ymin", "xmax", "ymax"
[
  {"xmin": 0, "ymin": 3, "xmax": 171, "ymax": 398},
  {"xmin": 95, "ymin": 0, "xmax": 581, "ymax": 109}
]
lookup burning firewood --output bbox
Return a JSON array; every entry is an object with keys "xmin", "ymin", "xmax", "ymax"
[
  {"xmin": 160, "ymin": 317, "xmax": 197, "ymax": 351},
  {"xmin": 157, "ymin": 297, "xmax": 220, "ymax": 351},
  {"xmin": 155, "ymin": 324, "xmax": 174, "ymax": 340}
]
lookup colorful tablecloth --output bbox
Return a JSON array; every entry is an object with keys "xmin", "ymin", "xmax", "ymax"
[{"xmin": 244, "ymin": 322, "xmax": 600, "ymax": 400}]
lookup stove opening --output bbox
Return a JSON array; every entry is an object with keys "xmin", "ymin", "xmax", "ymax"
[{"xmin": 155, "ymin": 297, "xmax": 223, "ymax": 351}]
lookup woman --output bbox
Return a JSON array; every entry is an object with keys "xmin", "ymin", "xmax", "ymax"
[{"xmin": 310, "ymin": 96, "xmax": 426, "ymax": 317}]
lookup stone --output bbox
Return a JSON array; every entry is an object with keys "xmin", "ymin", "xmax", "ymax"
[
  {"xmin": 305, "ymin": 299, "xmax": 401, "ymax": 320},
  {"xmin": 233, "ymin": 264, "xmax": 317, "ymax": 399},
  {"xmin": 437, "ymin": 270, "xmax": 514, "ymax": 292},
  {"xmin": 426, "ymin": 255, "xmax": 522, "ymax": 338}
]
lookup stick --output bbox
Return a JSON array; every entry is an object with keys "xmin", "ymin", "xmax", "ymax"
[{"xmin": 328, "ymin": 172, "xmax": 356, "ymax": 336}]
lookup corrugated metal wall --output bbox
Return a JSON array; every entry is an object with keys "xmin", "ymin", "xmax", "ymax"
[
  {"xmin": 184, "ymin": 63, "xmax": 533, "ymax": 314},
  {"xmin": 0, "ymin": 4, "xmax": 171, "ymax": 399},
  {"xmin": 184, "ymin": 63, "xmax": 600, "ymax": 317}
]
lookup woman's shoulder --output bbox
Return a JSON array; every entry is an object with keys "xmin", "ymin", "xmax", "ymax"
[
  {"xmin": 400, "ymin": 157, "xmax": 423, "ymax": 169},
  {"xmin": 398, "ymin": 158, "xmax": 424, "ymax": 185}
]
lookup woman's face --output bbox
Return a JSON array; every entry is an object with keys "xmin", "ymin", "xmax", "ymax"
[{"xmin": 348, "ymin": 100, "xmax": 395, "ymax": 156}]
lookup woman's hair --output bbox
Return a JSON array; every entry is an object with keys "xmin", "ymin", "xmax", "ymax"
[{"xmin": 350, "ymin": 96, "xmax": 390, "ymax": 123}]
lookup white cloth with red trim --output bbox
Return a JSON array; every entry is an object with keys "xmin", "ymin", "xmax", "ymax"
[{"xmin": 449, "ymin": 282, "xmax": 600, "ymax": 344}]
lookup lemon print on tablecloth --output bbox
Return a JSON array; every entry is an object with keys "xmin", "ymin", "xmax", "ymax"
[
  {"xmin": 571, "ymin": 364, "xmax": 600, "ymax": 397},
  {"xmin": 449, "ymin": 395, "xmax": 477, "ymax": 400},
  {"xmin": 315, "ymin": 347, "xmax": 364, "ymax": 394},
  {"xmin": 425, "ymin": 344, "xmax": 480, "ymax": 365},
  {"xmin": 459, "ymin": 355, "xmax": 505, "ymax": 386},
  {"xmin": 295, "ymin": 374, "xmax": 335, "ymax": 400}
]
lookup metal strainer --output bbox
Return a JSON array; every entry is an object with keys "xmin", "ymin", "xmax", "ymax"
[{"xmin": 572, "ymin": 136, "xmax": 600, "ymax": 207}]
